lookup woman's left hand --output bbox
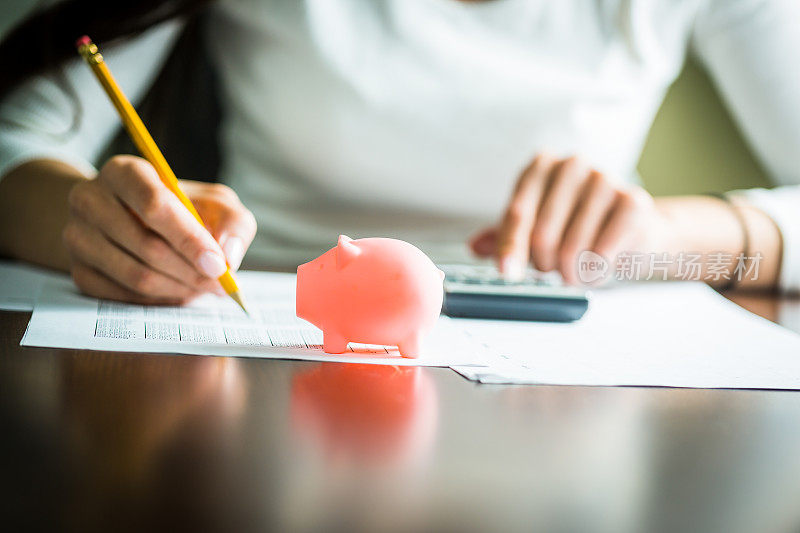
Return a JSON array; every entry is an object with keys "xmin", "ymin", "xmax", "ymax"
[{"xmin": 469, "ymin": 153, "xmax": 672, "ymax": 284}]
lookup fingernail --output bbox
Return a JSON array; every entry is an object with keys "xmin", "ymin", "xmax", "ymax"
[
  {"xmin": 500, "ymin": 256, "xmax": 525, "ymax": 281},
  {"xmin": 197, "ymin": 250, "xmax": 227, "ymax": 278},
  {"xmin": 223, "ymin": 236, "xmax": 244, "ymax": 271}
]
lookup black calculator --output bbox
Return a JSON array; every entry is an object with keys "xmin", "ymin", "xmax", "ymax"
[{"xmin": 439, "ymin": 264, "xmax": 589, "ymax": 322}]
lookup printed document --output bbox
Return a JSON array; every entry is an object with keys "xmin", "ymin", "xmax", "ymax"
[
  {"xmin": 21, "ymin": 271, "xmax": 490, "ymax": 367},
  {"xmin": 452, "ymin": 283, "xmax": 800, "ymax": 389}
]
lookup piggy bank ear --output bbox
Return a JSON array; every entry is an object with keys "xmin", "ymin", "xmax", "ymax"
[{"xmin": 336, "ymin": 235, "xmax": 361, "ymax": 270}]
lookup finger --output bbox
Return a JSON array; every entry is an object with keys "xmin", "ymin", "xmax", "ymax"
[
  {"xmin": 558, "ymin": 171, "xmax": 616, "ymax": 284},
  {"xmin": 468, "ymin": 227, "xmax": 498, "ymax": 257},
  {"xmin": 592, "ymin": 188, "xmax": 646, "ymax": 263},
  {"xmin": 197, "ymin": 196, "xmax": 257, "ymax": 272},
  {"xmin": 63, "ymin": 219, "xmax": 204, "ymax": 300},
  {"xmin": 218, "ymin": 231, "xmax": 249, "ymax": 272},
  {"xmin": 529, "ymin": 157, "xmax": 587, "ymax": 273},
  {"xmin": 70, "ymin": 262, "xmax": 190, "ymax": 306},
  {"xmin": 68, "ymin": 181, "xmax": 223, "ymax": 295},
  {"xmin": 496, "ymin": 154, "xmax": 554, "ymax": 279},
  {"xmin": 100, "ymin": 157, "xmax": 229, "ymax": 280}
]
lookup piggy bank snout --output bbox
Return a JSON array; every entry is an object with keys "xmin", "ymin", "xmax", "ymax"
[{"xmin": 296, "ymin": 262, "xmax": 315, "ymax": 322}]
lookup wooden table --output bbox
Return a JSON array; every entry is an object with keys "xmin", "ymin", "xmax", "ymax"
[{"xmin": 2, "ymin": 293, "xmax": 800, "ymax": 533}]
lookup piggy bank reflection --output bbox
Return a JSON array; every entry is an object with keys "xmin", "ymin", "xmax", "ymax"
[
  {"xmin": 296, "ymin": 235, "xmax": 445, "ymax": 357},
  {"xmin": 290, "ymin": 364, "xmax": 437, "ymax": 465}
]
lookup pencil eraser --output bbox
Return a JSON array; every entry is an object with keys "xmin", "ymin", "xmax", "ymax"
[{"xmin": 75, "ymin": 35, "xmax": 91, "ymax": 49}]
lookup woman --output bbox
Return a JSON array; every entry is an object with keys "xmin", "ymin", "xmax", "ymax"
[{"xmin": 0, "ymin": 0, "xmax": 798, "ymax": 305}]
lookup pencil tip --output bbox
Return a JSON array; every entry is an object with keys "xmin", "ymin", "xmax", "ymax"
[{"xmin": 229, "ymin": 291, "xmax": 251, "ymax": 316}]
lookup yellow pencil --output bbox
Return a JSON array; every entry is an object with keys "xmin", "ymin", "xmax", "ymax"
[{"xmin": 75, "ymin": 35, "xmax": 249, "ymax": 314}]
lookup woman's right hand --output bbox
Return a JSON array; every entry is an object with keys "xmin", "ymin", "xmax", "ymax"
[{"xmin": 63, "ymin": 155, "xmax": 256, "ymax": 305}]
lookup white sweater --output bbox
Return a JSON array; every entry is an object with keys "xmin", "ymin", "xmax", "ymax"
[{"xmin": 2, "ymin": 0, "xmax": 800, "ymax": 289}]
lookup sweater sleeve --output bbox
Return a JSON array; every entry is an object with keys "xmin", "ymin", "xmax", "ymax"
[
  {"xmin": 692, "ymin": 0, "xmax": 800, "ymax": 291},
  {"xmin": 0, "ymin": 20, "xmax": 183, "ymax": 181}
]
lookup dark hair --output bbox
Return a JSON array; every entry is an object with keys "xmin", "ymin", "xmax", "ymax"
[{"xmin": 0, "ymin": 0, "xmax": 211, "ymax": 103}]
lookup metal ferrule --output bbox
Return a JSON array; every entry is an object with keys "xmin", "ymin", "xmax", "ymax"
[{"xmin": 77, "ymin": 42, "xmax": 104, "ymax": 65}]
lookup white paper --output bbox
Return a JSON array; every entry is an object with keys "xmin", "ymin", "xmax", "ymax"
[
  {"xmin": 21, "ymin": 271, "xmax": 490, "ymax": 367},
  {"xmin": 0, "ymin": 261, "xmax": 72, "ymax": 311},
  {"xmin": 452, "ymin": 283, "xmax": 800, "ymax": 390}
]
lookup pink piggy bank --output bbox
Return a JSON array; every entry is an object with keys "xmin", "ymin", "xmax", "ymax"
[{"xmin": 296, "ymin": 235, "xmax": 445, "ymax": 358}]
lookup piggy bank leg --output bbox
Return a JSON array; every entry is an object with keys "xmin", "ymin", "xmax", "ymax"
[
  {"xmin": 323, "ymin": 331, "xmax": 349, "ymax": 354},
  {"xmin": 397, "ymin": 335, "xmax": 421, "ymax": 359}
]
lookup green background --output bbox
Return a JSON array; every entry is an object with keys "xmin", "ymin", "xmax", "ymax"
[{"xmin": 638, "ymin": 58, "xmax": 771, "ymax": 196}]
